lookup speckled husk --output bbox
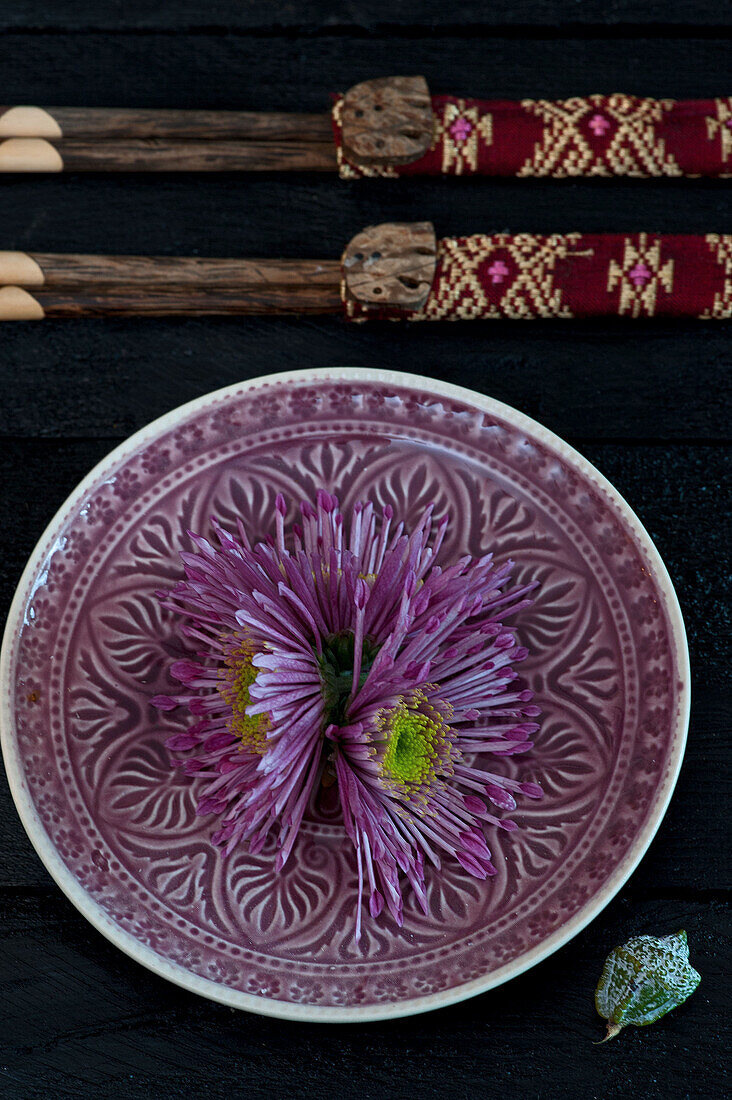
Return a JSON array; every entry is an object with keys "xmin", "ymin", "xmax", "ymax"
[{"xmin": 595, "ymin": 930, "xmax": 701, "ymax": 1042}]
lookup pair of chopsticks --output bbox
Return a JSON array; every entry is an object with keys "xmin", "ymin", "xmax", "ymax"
[
  {"xmin": 0, "ymin": 252, "xmax": 343, "ymax": 318},
  {"xmin": 2, "ymin": 79, "xmax": 731, "ymax": 177},
  {"xmin": 3, "ymin": 224, "xmax": 731, "ymax": 322},
  {"xmin": 0, "ymin": 107, "xmax": 337, "ymax": 172}
]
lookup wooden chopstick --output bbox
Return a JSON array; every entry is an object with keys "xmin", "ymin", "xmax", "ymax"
[
  {"xmin": 3, "ymin": 222, "xmax": 731, "ymax": 321},
  {"xmin": 0, "ymin": 138, "xmax": 337, "ymax": 173},
  {"xmin": 0, "ymin": 106, "xmax": 338, "ymax": 172},
  {"xmin": 9, "ymin": 254, "xmax": 339, "ymax": 287},
  {"xmin": 0, "ymin": 107, "xmax": 334, "ymax": 141},
  {"xmin": 0, "ymin": 252, "xmax": 343, "ymax": 317},
  {"xmin": 3, "ymin": 285, "xmax": 342, "ymax": 317}
]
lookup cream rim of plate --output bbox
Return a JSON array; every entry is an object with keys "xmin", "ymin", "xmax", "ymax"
[{"xmin": 0, "ymin": 367, "xmax": 691, "ymax": 1023}]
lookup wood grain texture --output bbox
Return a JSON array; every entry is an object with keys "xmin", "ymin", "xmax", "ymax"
[
  {"xmin": 18, "ymin": 284, "xmax": 342, "ymax": 316},
  {"xmin": 343, "ymin": 221, "xmax": 437, "ymax": 307},
  {"xmin": 3, "ymin": 253, "xmax": 341, "ymax": 288},
  {"xmin": 0, "ymin": 10, "xmax": 729, "ymax": 1100},
  {"xmin": 0, "ymin": 252, "xmax": 342, "ymax": 316},
  {"xmin": 43, "ymin": 138, "xmax": 337, "ymax": 172},
  {"xmin": 0, "ymin": 107, "xmax": 333, "ymax": 141},
  {"xmin": 341, "ymin": 76, "xmax": 433, "ymax": 166}
]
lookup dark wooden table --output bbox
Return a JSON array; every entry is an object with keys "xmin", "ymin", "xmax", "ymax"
[{"xmin": 1, "ymin": 4, "xmax": 729, "ymax": 1097}]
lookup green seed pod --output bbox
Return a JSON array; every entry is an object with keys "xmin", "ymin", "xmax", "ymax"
[{"xmin": 595, "ymin": 930, "xmax": 700, "ymax": 1042}]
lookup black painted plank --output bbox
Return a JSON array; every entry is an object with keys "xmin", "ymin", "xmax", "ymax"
[
  {"xmin": 1, "ymin": 34, "xmax": 730, "ymax": 108},
  {"xmin": 1, "ymin": 0, "xmax": 731, "ymax": 31},
  {"xmin": 2, "ymin": 176, "xmax": 730, "ymax": 256},
  {"xmin": 1, "ymin": 317, "xmax": 730, "ymax": 444},
  {"xmin": 0, "ymin": 16, "xmax": 729, "ymax": 1100},
  {"xmin": 0, "ymin": 889, "xmax": 726, "ymax": 1099}
]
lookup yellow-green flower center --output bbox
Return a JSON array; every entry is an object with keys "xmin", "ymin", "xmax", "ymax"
[
  {"xmin": 220, "ymin": 640, "xmax": 269, "ymax": 752},
  {"xmin": 379, "ymin": 695, "xmax": 448, "ymax": 787}
]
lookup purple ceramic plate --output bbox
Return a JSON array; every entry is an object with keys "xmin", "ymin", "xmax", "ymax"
[{"xmin": 1, "ymin": 369, "xmax": 689, "ymax": 1021}]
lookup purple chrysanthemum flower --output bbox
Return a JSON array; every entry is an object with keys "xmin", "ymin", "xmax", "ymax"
[{"xmin": 153, "ymin": 491, "xmax": 542, "ymax": 937}]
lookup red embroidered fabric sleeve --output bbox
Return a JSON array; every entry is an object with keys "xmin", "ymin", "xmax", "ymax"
[
  {"xmin": 343, "ymin": 233, "xmax": 732, "ymax": 321},
  {"xmin": 332, "ymin": 94, "xmax": 732, "ymax": 179}
]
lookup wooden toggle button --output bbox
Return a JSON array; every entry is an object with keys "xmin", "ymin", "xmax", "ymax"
[
  {"xmin": 343, "ymin": 221, "xmax": 437, "ymax": 310},
  {"xmin": 340, "ymin": 76, "xmax": 434, "ymax": 167}
]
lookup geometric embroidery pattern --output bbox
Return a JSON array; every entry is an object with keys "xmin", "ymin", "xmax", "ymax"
[
  {"xmin": 333, "ymin": 91, "xmax": 732, "ymax": 179},
  {"xmin": 433, "ymin": 99, "xmax": 492, "ymax": 174},
  {"xmin": 607, "ymin": 234, "xmax": 675, "ymax": 317},
  {"xmin": 518, "ymin": 94, "xmax": 680, "ymax": 178},
  {"xmin": 342, "ymin": 232, "xmax": 732, "ymax": 322},
  {"xmin": 415, "ymin": 234, "xmax": 585, "ymax": 320},
  {"xmin": 701, "ymin": 234, "xmax": 732, "ymax": 319},
  {"xmin": 705, "ymin": 98, "xmax": 732, "ymax": 165}
]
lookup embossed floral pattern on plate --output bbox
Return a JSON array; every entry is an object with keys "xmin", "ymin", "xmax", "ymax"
[{"xmin": 1, "ymin": 370, "xmax": 688, "ymax": 1021}]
